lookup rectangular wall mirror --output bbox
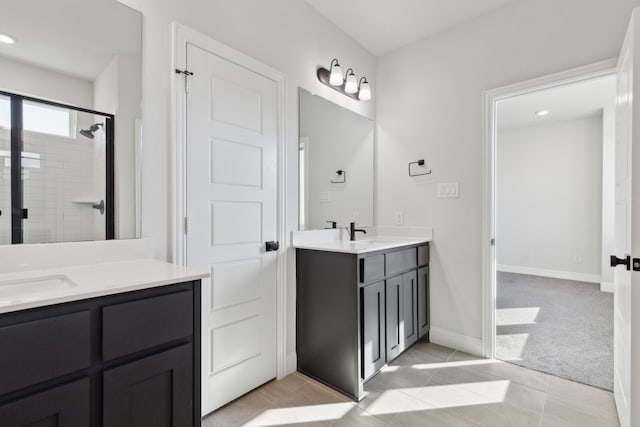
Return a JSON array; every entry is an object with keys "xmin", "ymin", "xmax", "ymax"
[
  {"xmin": 0, "ymin": 0, "xmax": 142, "ymax": 244},
  {"xmin": 298, "ymin": 88, "xmax": 374, "ymax": 230}
]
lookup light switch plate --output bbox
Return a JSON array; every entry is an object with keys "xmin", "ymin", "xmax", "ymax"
[
  {"xmin": 319, "ymin": 191, "xmax": 331, "ymax": 202},
  {"xmin": 437, "ymin": 182, "xmax": 459, "ymax": 198}
]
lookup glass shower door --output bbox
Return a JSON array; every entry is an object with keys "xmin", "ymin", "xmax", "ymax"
[
  {"xmin": 0, "ymin": 94, "xmax": 10, "ymax": 244},
  {"xmin": 21, "ymin": 102, "xmax": 107, "ymax": 243}
]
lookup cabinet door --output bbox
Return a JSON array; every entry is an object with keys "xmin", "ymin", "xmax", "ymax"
[
  {"xmin": 402, "ymin": 270, "xmax": 418, "ymax": 349},
  {"xmin": 385, "ymin": 276, "xmax": 402, "ymax": 361},
  {"xmin": 0, "ymin": 378, "xmax": 89, "ymax": 427},
  {"xmin": 361, "ymin": 281, "xmax": 386, "ymax": 380},
  {"xmin": 417, "ymin": 267, "xmax": 430, "ymax": 339},
  {"xmin": 103, "ymin": 344, "xmax": 193, "ymax": 427}
]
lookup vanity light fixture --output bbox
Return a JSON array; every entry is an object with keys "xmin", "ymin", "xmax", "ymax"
[
  {"xmin": 0, "ymin": 33, "xmax": 15, "ymax": 44},
  {"xmin": 344, "ymin": 69, "xmax": 358, "ymax": 94},
  {"xmin": 358, "ymin": 77, "xmax": 371, "ymax": 101},
  {"xmin": 329, "ymin": 59, "xmax": 343, "ymax": 86},
  {"xmin": 535, "ymin": 110, "xmax": 549, "ymax": 116},
  {"xmin": 317, "ymin": 59, "xmax": 372, "ymax": 101}
]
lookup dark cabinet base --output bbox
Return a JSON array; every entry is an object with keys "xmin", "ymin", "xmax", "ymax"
[
  {"xmin": 297, "ymin": 243, "xmax": 429, "ymax": 401},
  {"xmin": 0, "ymin": 281, "xmax": 201, "ymax": 427}
]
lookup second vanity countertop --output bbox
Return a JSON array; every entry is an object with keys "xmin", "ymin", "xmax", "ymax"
[
  {"xmin": 293, "ymin": 235, "xmax": 432, "ymax": 254},
  {"xmin": 0, "ymin": 259, "xmax": 209, "ymax": 315}
]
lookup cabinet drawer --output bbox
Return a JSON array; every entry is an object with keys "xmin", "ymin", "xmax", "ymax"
[
  {"xmin": 103, "ymin": 290, "xmax": 193, "ymax": 360},
  {"xmin": 359, "ymin": 254, "xmax": 385, "ymax": 283},
  {"xmin": 385, "ymin": 248, "xmax": 417, "ymax": 276},
  {"xmin": 418, "ymin": 245, "xmax": 429, "ymax": 266},
  {"xmin": 0, "ymin": 311, "xmax": 90, "ymax": 395}
]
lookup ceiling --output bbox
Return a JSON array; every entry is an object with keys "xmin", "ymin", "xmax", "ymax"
[
  {"xmin": 304, "ymin": 0, "xmax": 523, "ymax": 56},
  {"xmin": 497, "ymin": 76, "xmax": 616, "ymax": 131},
  {"xmin": 0, "ymin": 0, "xmax": 141, "ymax": 81}
]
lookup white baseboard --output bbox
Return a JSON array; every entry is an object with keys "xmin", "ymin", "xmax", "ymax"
[
  {"xmin": 497, "ymin": 264, "xmax": 601, "ymax": 284},
  {"xmin": 600, "ymin": 281, "xmax": 614, "ymax": 293},
  {"xmin": 284, "ymin": 351, "xmax": 297, "ymax": 376},
  {"xmin": 429, "ymin": 327, "xmax": 483, "ymax": 357}
]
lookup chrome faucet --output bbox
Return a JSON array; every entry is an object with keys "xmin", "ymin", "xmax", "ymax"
[{"xmin": 348, "ymin": 221, "xmax": 367, "ymax": 241}]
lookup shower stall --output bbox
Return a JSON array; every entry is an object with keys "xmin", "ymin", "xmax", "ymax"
[{"xmin": 0, "ymin": 91, "xmax": 114, "ymax": 244}]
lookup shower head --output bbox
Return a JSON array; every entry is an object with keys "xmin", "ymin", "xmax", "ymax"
[{"xmin": 79, "ymin": 123, "xmax": 103, "ymax": 139}]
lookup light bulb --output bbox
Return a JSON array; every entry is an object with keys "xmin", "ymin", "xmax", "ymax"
[
  {"xmin": 329, "ymin": 61, "xmax": 343, "ymax": 86},
  {"xmin": 358, "ymin": 78, "xmax": 371, "ymax": 101},
  {"xmin": 345, "ymin": 70, "xmax": 358, "ymax": 94}
]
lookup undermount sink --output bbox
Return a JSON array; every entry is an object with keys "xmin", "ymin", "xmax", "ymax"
[
  {"xmin": 346, "ymin": 239, "xmax": 395, "ymax": 245},
  {"xmin": 0, "ymin": 275, "xmax": 79, "ymax": 305}
]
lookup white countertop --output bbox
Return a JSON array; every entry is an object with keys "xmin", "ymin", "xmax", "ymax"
[
  {"xmin": 293, "ymin": 236, "xmax": 431, "ymax": 254},
  {"xmin": 0, "ymin": 259, "xmax": 209, "ymax": 314}
]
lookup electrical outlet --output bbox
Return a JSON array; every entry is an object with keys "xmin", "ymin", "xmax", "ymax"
[{"xmin": 395, "ymin": 211, "xmax": 404, "ymax": 226}]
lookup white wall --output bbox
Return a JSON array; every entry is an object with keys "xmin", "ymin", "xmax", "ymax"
[
  {"xmin": 376, "ymin": 0, "xmax": 640, "ymax": 346},
  {"xmin": 496, "ymin": 116, "xmax": 603, "ymax": 283},
  {"xmin": 116, "ymin": 0, "xmax": 376, "ymax": 372},
  {"xmin": 93, "ymin": 54, "xmax": 141, "ymax": 240},
  {"xmin": 601, "ymin": 105, "xmax": 616, "ymax": 291},
  {"xmin": 0, "ymin": 56, "xmax": 93, "ymax": 107},
  {"xmin": 299, "ymin": 90, "xmax": 374, "ymax": 229}
]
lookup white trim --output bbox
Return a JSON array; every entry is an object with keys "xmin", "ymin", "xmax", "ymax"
[
  {"xmin": 430, "ymin": 327, "xmax": 483, "ymax": 357},
  {"xmin": 497, "ymin": 264, "xmax": 601, "ymax": 284},
  {"xmin": 601, "ymin": 281, "xmax": 615, "ymax": 293},
  {"xmin": 285, "ymin": 351, "xmax": 298, "ymax": 374},
  {"xmin": 482, "ymin": 58, "xmax": 617, "ymax": 359},
  {"xmin": 172, "ymin": 23, "xmax": 289, "ymax": 385}
]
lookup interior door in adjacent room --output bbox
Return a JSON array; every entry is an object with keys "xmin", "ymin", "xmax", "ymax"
[
  {"xmin": 613, "ymin": 9, "xmax": 640, "ymax": 427},
  {"xmin": 185, "ymin": 42, "xmax": 279, "ymax": 415}
]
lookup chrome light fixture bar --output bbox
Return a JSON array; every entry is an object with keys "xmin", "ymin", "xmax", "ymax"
[{"xmin": 317, "ymin": 59, "xmax": 372, "ymax": 101}]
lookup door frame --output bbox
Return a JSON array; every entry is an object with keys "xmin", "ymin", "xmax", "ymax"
[
  {"xmin": 172, "ymin": 23, "xmax": 289, "ymax": 379},
  {"xmin": 481, "ymin": 58, "xmax": 617, "ymax": 358}
]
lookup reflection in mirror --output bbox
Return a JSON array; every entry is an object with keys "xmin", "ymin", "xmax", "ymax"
[
  {"xmin": 0, "ymin": 0, "xmax": 142, "ymax": 244},
  {"xmin": 298, "ymin": 88, "xmax": 374, "ymax": 230}
]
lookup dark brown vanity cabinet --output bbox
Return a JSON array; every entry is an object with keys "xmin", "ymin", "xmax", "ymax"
[
  {"xmin": 0, "ymin": 281, "xmax": 201, "ymax": 427},
  {"xmin": 297, "ymin": 243, "xmax": 429, "ymax": 401}
]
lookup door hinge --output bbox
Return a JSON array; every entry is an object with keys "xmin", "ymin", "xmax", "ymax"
[
  {"xmin": 184, "ymin": 216, "xmax": 188, "ymax": 235},
  {"xmin": 175, "ymin": 69, "xmax": 194, "ymax": 93}
]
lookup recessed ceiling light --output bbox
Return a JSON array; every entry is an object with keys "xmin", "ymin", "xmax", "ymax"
[
  {"xmin": 535, "ymin": 110, "xmax": 549, "ymax": 116},
  {"xmin": 0, "ymin": 33, "xmax": 15, "ymax": 44}
]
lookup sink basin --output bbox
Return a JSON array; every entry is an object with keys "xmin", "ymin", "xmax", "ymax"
[
  {"xmin": 0, "ymin": 274, "xmax": 79, "ymax": 304},
  {"xmin": 346, "ymin": 239, "xmax": 395, "ymax": 246}
]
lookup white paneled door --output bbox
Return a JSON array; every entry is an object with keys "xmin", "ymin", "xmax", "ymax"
[
  {"xmin": 614, "ymin": 9, "xmax": 640, "ymax": 427},
  {"xmin": 185, "ymin": 43, "xmax": 278, "ymax": 415}
]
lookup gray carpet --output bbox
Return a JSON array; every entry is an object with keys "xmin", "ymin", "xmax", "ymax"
[{"xmin": 496, "ymin": 272, "xmax": 613, "ymax": 390}]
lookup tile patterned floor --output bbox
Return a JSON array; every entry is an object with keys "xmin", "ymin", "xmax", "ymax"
[{"xmin": 202, "ymin": 343, "xmax": 620, "ymax": 427}]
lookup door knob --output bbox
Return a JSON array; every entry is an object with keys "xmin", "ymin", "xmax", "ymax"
[
  {"xmin": 265, "ymin": 241, "xmax": 279, "ymax": 252},
  {"xmin": 610, "ymin": 255, "xmax": 631, "ymax": 270}
]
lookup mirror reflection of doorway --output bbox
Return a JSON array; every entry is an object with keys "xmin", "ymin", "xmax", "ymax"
[{"xmin": 0, "ymin": 91, "xmax": 114, "ymax": 244}]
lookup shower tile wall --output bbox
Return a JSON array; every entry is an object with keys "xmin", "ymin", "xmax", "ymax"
[{"xmin": 0, "ymin": 128, "xmax": 102, "ymax": 244}]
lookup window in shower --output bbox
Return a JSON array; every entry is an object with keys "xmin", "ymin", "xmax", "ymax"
[{"xmin": 0, "ymin": 91, "xmax": 114, "ymax": 244}]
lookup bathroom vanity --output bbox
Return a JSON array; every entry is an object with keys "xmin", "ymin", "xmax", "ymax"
[
  {"xmin": 295, "ymin": 238, "xmax": 430, "ymax": 400},
  {"xmin": 0, "ymin": 259, "xmax": 207, "ymax": 427}
]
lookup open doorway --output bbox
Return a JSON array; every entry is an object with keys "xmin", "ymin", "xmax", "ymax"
[{"xmin": 491, "ymin": 73, "xmax": 616, "ymax": 390}]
